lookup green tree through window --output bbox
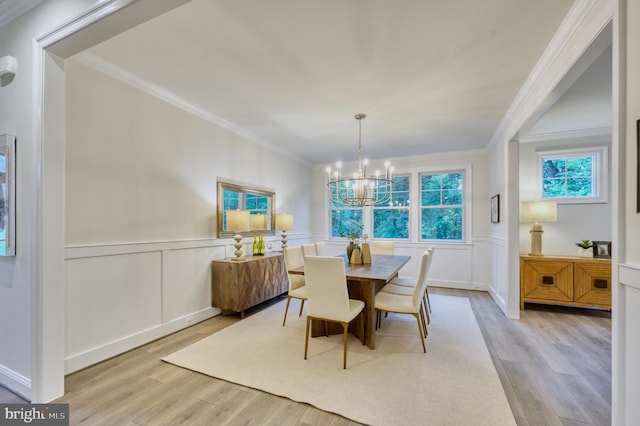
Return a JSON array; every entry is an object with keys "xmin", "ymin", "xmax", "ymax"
[
  {"xmin": 373, "ymin": 175, "xmax": 410, "ymax": 239},
  {"xmin": 420, "ymin": 172, "xmax": 463, "ymax": 240},
  {"xmin": 542, "ymin": 156, "xmax": 593, "ymax": 198}
]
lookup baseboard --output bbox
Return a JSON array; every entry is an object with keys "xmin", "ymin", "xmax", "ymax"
[
  {"xmin": 0, "ymin": 363, "xmax": 31, "ymax": 401},
  {"xmin": 428, "ymin": 280, "xmax": 486, "ymax": 291},
  {"xmin": 487, "ymin": 286, "xmax": 507, "ymax": 313},
  {"xmin": 65, "ymin": 307, "xmax": 220, "ymax": 374}
]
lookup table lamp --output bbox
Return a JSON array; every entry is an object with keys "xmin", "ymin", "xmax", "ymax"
[
  {"xmin": 250, "ymin": 214, "xmax": 267, "ymax": 231},
  {"xmin": 275, "ymin": 213, "xmax": 294, "ymax": 249},
  {"xmin": 519, "ymin": 201, "xmax": 557, "ymax": 256},
  {"xmin": 226, "ymin": 210, "xmax": 250, "ymax": 260}
]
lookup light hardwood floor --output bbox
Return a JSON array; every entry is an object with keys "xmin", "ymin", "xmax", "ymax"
[{"xmin": 1, "ymin": 288, "xmax": 611, "ymax": 425}]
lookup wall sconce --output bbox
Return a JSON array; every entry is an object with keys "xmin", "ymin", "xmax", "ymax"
[
  {"xmin": 519, "ymin": 201, "xmax": 557, "ymax": 256},
  {"xmin": 226, "ymin": 210, "xmax": 250, "ymax": 260},
  {"xmin": 275, "ymin": 213, "xmax": 294, "ymax": 249}
]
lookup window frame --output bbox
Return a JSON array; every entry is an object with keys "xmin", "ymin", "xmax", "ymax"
[
  {"xmin": 536, "ymin": 147, "xmax": 608, "ymax": 204},
  {"xmin": 326, "ymin": 165, "xmax": 471, "ymax": 244},
  {"xmin": 418, "ymin": 169, "xmax": 466, "ymax": 242}
]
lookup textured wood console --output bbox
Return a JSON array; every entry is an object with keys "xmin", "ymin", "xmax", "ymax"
[
  {"xmin": 520, "ymin": 255, "xmax": 611, "ymax": 310},
  {"xmin": 211, "ymin": 253, "xmax": 288, "ymax": 318}
]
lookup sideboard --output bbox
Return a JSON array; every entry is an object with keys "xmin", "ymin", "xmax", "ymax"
[
  {"xmin": 211, "ymin": 253, "xmax": 288, "ymax": 318},
  {"xmin": 520, "ymin": 255, "xmax": 611, "ymax": 310}
]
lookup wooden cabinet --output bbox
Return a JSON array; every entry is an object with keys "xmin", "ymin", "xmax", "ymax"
[
  {"xmin": 211, "ymin": 253, "xmax": 288, "ymax": 317},
  {"xmin": 520, "ymin": 255, "xmax": 611, "ymax": 310}
]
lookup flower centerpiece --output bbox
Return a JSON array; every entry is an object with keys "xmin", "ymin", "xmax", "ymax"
[{"xmin": 575, "ymin": 239, "xmax": 593, "ymax": 257}]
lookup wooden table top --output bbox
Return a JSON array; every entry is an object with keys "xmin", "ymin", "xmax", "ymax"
[{"xmin": 289, "ymin": 254, "xmax": 410, "ymax": 283}]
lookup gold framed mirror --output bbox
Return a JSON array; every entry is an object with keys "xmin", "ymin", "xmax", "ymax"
[{"xmin": 217, "ymin": 179, "xmax": 275, "ymax": 238}]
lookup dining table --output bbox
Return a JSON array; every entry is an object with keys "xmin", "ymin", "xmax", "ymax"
[{"xmin": 288, "ymin": 253, "xmax": 411, "ymax": 349}]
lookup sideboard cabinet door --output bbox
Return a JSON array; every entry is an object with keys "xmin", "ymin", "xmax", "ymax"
[
  {"xmin": 520, "ymin": 255, "xmax": 611, "ymax": 310},
  {"xmin": 211, "ymin": 253, "xmax": 288, "ymax": 317}
]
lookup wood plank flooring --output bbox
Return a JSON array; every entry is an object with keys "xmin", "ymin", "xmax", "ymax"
[{"xmin": 1, "ymin": 288, "xmax": 611, "ymax": 425}]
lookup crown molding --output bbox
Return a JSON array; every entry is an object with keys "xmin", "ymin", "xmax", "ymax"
[
  {"xmin": 519, "ymin": 126, "xmax": 612, "ymax": 143},
  {"xmin": 488, "ymin": 0, "xmax": 614, "ymax": 149},
  {"xmin": 72, "ymin": 51, "xmax": 310, "ymax": 166}
]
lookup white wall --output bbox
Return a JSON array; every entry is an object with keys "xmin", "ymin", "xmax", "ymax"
[
  {"xmin": 0, "ymin": 0, "xmax": 100, "ymax": 400},
  {"xmin": 617, "ymin": 0, "xmax": 640, "ymax": 423},
  {"xmin": 518, "ymin": 137, "xmax": 612, "ymax": 256},
  {"xmin": 63, "ymin": 59, "xmax": 314, "ymax": 373}
]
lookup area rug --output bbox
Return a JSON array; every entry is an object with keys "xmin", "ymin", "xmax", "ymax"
[{"xmin": 163, "ymin": 294, "xmax": 515, "ymax": 426}]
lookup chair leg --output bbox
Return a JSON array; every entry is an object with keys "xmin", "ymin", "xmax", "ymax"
[
  {"xmin": 282, "ymin": 296, "xmax": 292, "ymax": 326},
  {"xmin": 304, "ymin": 316, "xmax": 311, "ymax": 360},
  {"xmin": 361, "ymin": 310, "xmax": 366, "ymax": 345},
  {"xmin": 413, "ymin": 313, "xmax": 427, "ymax": 353},
  {"xmin": 298, "ymin": 299, "xmax": 305, "ymax": 317},
  {"xmin": 425, "ymin": 286, "xmax": 432, "ymax": 313},
  {"xmin": 342, "ymin": 322, "xmax": 349, "ymax": 369},
  {"xmin": 423, "ymin": 294, "xmax": 431, "ymax": 324},
  {"xmin": 419, "ymin": 304, "xmax": 428, "ymax": 337}
]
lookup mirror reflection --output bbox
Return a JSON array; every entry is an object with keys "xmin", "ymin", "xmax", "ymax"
[{"xmin": 217, "ymin": 180, "xmax": 275, "ymax": 237}]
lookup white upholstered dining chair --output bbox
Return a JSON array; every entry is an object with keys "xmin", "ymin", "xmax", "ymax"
[
  {"xmin": 375, "ymin": 249, "xmax": 432, "ymax": 353},
  {"xmin": 303, "ymin": 255, "xmax": 365, "ymax": 369},
  {"xmin": 383, "ymin": 247, "xmax": 434, "ymax": 323},
  {"xmin": 314, "ymin": 241, "xmax": 328, "ymax": 255},
  {"xmin": 282, "ymin": 246, "xmax": 307, "ymax": 326},
  {"xmin": 371, "ymin": 241, "xmax": 395, "ymax": 255},
  {"xmin": 302, "ymin": 243, "xmax": 317, "ymax": 256}
]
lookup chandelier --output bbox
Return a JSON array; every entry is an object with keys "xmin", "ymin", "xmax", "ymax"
[{"xmin": 326, "ymin": 114, "xmax": 394, "ymax": 207}]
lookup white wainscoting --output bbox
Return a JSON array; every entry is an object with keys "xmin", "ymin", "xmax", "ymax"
[
  {"xmin": 63, "ymin": 233, "xmax": 492, "ymax": 374},
  {"xmin": 488, "ymin": 237, "xmax": 507, "ymax": 313},
  {"xmin": 618, "ymin": 263, "xmax": 640, "ymax": 423},
  {"xmin": 316, "ymin": 239, "xmax": 491, "ymax": 291},
  {"xmin": 64, "ymin": 234, "xmax": 314, "ymax": 374}
]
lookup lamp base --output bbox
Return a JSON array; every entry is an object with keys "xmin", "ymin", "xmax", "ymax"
[
  {"xmin": 280, "ymin": 230, "xmax": 288, "ymax": 249},
  {"xmin": 529, "ymin": 226, "xmax": 544, "ymax": 256},
  {"xmin": 232, "ymin": 234, "xmax": 245, "ymax": 261}
]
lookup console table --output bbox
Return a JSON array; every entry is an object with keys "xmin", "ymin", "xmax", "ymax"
[
  {"xmin": 211, "ymin": 253, "xmax": 288, "ymax": 318},
  {"xmin": 520, "ymin": 255, "xmax": 611, "ymax": 310}
]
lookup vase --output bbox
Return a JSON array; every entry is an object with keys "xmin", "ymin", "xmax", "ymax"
[
  {"xmin": 578, "ymin": 247, "xmax": 593, "ymax": 258},
  {"xmin": 346, "ymin": 242, "xmax": 356, "ymax": 259}
]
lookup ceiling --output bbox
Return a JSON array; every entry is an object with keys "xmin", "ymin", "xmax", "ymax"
[
  {"xmin": 66, "ymin": 0, "xmax": 609, "ymax": 165},
  {"xmin": 0, "ymin": 0, "xmax": 46, "ymax": 28}
]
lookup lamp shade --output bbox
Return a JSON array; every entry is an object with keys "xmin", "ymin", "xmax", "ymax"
[
  {"xmin": 250, "ymin": 214, "xmax": 267, "ymax": 231},
  {"xmin": 519, "ymin": 201, "xmax": 557, "ymax": 223},
  {"xmin": 226, "ymin": 210, "xmax": 250, "ymax": 232},
  {"xmin": 275, "ymin": 213, "xmax": 294, "ymax": 231}
]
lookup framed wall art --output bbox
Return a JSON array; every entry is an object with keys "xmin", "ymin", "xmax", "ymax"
[
  {"xmin": 637, "ymin": 119, "xmax": 640, "ymax": 213},
  {"xmin": 0, "ymin": 134, "xmax": 16, "ymax": 256},
  {"xmin": 491, "ymin": 194, "xmax": 500, "ymax": 223}
]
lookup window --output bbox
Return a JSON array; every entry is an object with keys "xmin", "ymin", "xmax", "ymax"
[
  {"xmin": 538, "ymin": 147, "xmax": 607, "ymax": 203},
  {"xmin": 331, "ymin": 207, "xmax": 363, "ymax": 238},
  {"xmin": 373, "ymin": 175, "xmax": 410, "ymax": 239},
  {"xmin": 420, "ymin": 171, "xmax": 463, "ymax": 241}
]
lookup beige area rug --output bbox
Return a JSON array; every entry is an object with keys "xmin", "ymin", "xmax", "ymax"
[{"xmin": 163, "ymin": 294, "xmax": 515, "ymax": 426}]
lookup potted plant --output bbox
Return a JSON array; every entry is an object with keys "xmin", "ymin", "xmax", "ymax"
[{"xmin": 575, "ymin": 239, "xmax": 593, "ymax": 258}]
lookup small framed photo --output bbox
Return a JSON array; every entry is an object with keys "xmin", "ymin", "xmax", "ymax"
[
  {"xmin": 637, "ymin": 119, "xmax": 640, "ymax": 213},
  {"xmin": 491, "ymin": 194, "xmax": 500, "ymax": 223},
  {"xmin": 593, "ymin": 241, "xmax": 611, "ymax": 258}
]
